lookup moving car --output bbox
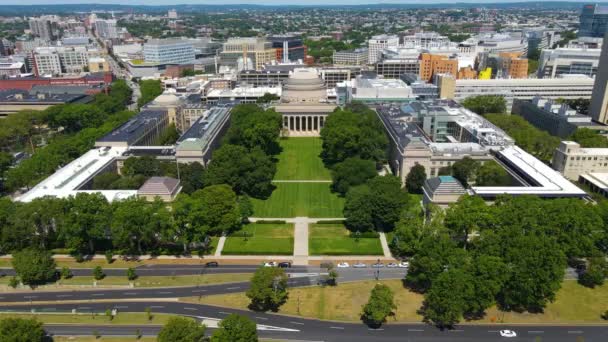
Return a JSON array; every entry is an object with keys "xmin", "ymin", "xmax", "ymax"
[
  {"xmin": 398, "ymin": 261, "xmax": 410, "ymax": 268},
  {"xmin": 205, "ymin": 261, "xmax": 219, "ymax": 268},
  {"xmin": 353, "ymin": 263, "xmax": 367, "ymax": 268},
  {"xmin": 499, "ymin": 330, "xmax": 517, "ymax": 338},
  {"xmin": 278, "ymin": 262, "xmax": 291, "ymax": 268},
  {"xmin": 337, "ymin": 262, "xmax": 350, "ymax": 268},
  {"xmin": 372, "ymin": 263, "xmax": 384, "ymax": 268},
  {"xmin": 263, "ymin": 262, "xmax": 277, "ymax": 267},
  {"xmin": 386, "ymin": 262, "xmax": 398, "ymax": 268}
]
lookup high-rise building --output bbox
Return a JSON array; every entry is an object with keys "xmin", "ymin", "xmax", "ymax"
[
  {"xmin": 220, "ymin": 37, "xmax": 276, "ymax": 71},
  {"xmin": 537, "ymin": 47, "xmax": 601, "ymax": 78},
  {"xmin": 368, "ymin": 34, "xmax": 399, "ymax": 64},
  {"xmin": 419, "ymin": 53, "xmax": 458, "ymax": 83},
  {"xmin": 144, "ymin": 39, "xmax": 196, "ymax": 65},
  {"xmin": 590, "ymin": 31, "xmax": 608, "ymax": 123},
  {"xmin": 29, "ymin": 18, "xmax": 54, "ymax": 41},
  {"xmin": 268, "ymin": 35, "xmax": 306, "ymax": 63},
  {"xmin": 94, "ymin": 19, "xmax": 118, "ymax": 39},
  {"xmin": 579, "ymin": 4, "xmax": 608, "ymax": 38}
]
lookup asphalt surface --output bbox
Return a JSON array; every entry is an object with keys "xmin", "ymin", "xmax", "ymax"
[{"xmin": 3, "ymin": 302, "xmax": 606, "ymax": 342}]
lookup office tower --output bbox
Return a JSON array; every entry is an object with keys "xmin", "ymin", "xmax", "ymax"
[
  {"xmin": 368, "ymin": 35, "xmax": 399, "ymax": 64},
  {"xmin": 580, "ymin": 4, "xmax": 608, "ymax": 38},
  {"xmin": 144, "ymin": 39, "xmax": 196, "ymax": 65},
  {"xmin": 590, "ymin": 30, "xmax": 608, "ymax": 123}
]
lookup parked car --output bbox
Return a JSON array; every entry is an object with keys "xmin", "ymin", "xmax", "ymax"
[
  {"xmin": 337, "ymin": 262, "xmax": 350, "ymax": 268},
  {"xmin": 386, "ymin": 262, "xmax": 398, "ymax": 268},
  {"xmin": 205, "ymin": 261, "xmax": 219, "ymax": 268},
  {"xmin": 263, "ymin": 262, "xmax": 277, "ymax": 267},
  {"xmin": 499, "ymin": 330, "xmax": 517, "ymax": 338},
  {"xmin": 372, "ymin": 263, "xmax": 384, "ymax": 268},
  {"xmin": 278, "ymin": 262, "xmax": 291, "ymax": 268},
  {"xmin": 398, "ymin": 261, "xmax": 410, "ymax": 268},
  {"xmin": 353, "ymin": 263, "xmax": 367, "ymax": 268}
]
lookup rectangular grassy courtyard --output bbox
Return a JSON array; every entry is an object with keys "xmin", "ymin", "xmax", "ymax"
[
  {"xmin": 274, "ymin": 137, "xmax": 331, "ymax": 180},
  {"xmin": 221, "ymin": 223, "xmax": 294, "ymax": 255},
  {"xmin": 309, "ymin": 223, "xmax": 383, "ymax": 255},
  {"xmin": 251, "ymin": 183, "xmax": 344, "ymax": 218}
]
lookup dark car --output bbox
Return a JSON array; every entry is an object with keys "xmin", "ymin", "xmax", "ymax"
[
  {"xmin": 205, "ymin": 261, "xmax": 219, "ymax": 267},
  {"xmin": 278, "ymin": 262, "xmax": 292, "ymax": 268}
]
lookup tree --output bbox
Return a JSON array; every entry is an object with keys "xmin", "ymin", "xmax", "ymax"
[
  {"xmin": 60, "ymin": 266, "xmax": 73, "ymax": 279},
  {"xmin": 423, "ymin": 269, "xmax": 474, "ymax": 327},
  {"xmin": 205, "ymin": 145, "xmax": 276, "ymax": 199},
  {"xmin": 61, "ymin": 193, "xmax": 111, "ymax": 254},
  {"xmin": 246, "ymin": 267, "xmax": 288, "ymax": 311},
  {"xmin": 320, "ymin": 107, "xmax": 388, "ymax": 165},
  {"xmin": 343, "ymin": 185, "xmax": 374, "ymax": 231},
  {"xmin": 12, "ymin": 248, "xmax": 56, "ymax": 286},
  {"xmin": 111, "ymin": 198, "xmax": 171, "ymax": 254},
  {"xmin": 122, "ymin": 156, "xmax": 161, "ymax": 177},
  {"xmin": 225, "ymin": 104, "xmax": 282, "ymax": 155},
  {"xmin": 256, "ymin": 92, "xmax": 280, "ymax": 103},
  {"xmin": 138, "ymin": 79, "xmax": 163, "ymax": 108},
  {"xmin": 461, "ymin": 95, "xmax": 507, "ymax": 115},
  {"xmin": 444, "ymin": 195, "xmax": 492, "ymax": 248},
  {"xmin": 157, "ymin": 317, "xmax": 206, "ymax": 342},
  {"xmin": 211, "ymin": 314, "xmax": 258, "ymax": 342},
  {"xmin": 331, "ymin": 157, "xmax": 377, "ymax": 195},
  {"xmin": 179, "ymin": 162, "xmax": 205, "ymax": 194},
  {"xmin": 10, "ymin": 197, "xmax": 65, "ymax": 251},
  {"xmin": 192, "ymin": 184, "xmax": 242, "ymax": 236},
  {"xmin": 105, "ymin": 250, "xmax": 114, "ymax": 264},
  {"xmin": 405, "ymin": 164, "xmax": 426, "ymax": 194},
  {"xmin": 570, "ymin": 128, "xmax": 608, "ymax": 148},
  {"xmin": 157, "ymin": 123, "xmax": 180, "ymax": 145},
  {"xmin": 451, "ymin": 157, "xmax": 479, "ymax": 187},
  {"xmin": 238, "ymin": 195, "xmax": 254, "ymax": 222},
  {"xmin": 579, "ymin": 257, "xmax": 608, "ymax": 288},
  {"xmin": 93, "ymin": 266, "xmax": 105, "ymax": 280},
  {"xmin": 47, "ymin": 104, "xmax": 107, "ymax": 133},
  {"xmin": 362, "ymin": 284, "xmax": 396, "ymax": 326},
  {"xmin": 475, "ymin": 161, "xmax": 510, "ymax": 186},
  {"xmin": 127, "ymin": 267, "xmax": 138, "ymax": 281},
  {"xmin": 0, "ymin": 318, "xmax": 45, "ymax": 342}
]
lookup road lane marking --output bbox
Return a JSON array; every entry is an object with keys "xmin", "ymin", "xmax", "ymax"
[
  {"xmin": 78, "ymin": 307, "xmax": 91, "ymax": 309},
  {"xmin": 92, "ymin": 293, "xmax": 104, "ymax": 296},
  {"xmin": 150, "ymin": 306, "xmax": 165, "ymax": 309},
  {"xmin": 192, "ymin": 290, "xmax": 206, "ymax": 293},
  {"xmin": 157, "ymin": 291, "xmax": 172, "ymax": 294},
  {"xmin": 124, "ymin": 292, "xmax": 137, "ymax": 295},
  {"xmin": 255, "ymin": 316, "xmax": 268, "ymax": 320},
  {"xmin": 218, "ymin": 311, "xmax": 230, "ymax": 315},
  {"xmin": 408, "ymin": 329, "xmax": 424, "ymax": 332},
  {"xmin": 528, "ymin": 331, "xmax": 544, "ymax": 334},
  {"xmin": 24, "ymin": 296, "xmax": 37, "ymax": 299},
  {"xmin": 184, "ymin": 307, "xmax": 197, "ymax": 311},
  {"xmin": 330, "ymin": 326, "xmax": 344, "ymax": 330},
  {"xmin": 226, "ymin": 286, "xmax": 240, "ymax": 290},
  {"xmin": 115, "ymin": 306, "xmax": 129, "ymax": 309},
  {"xmin": 368, "ymin": 328, "xmax": 384, "ymax": 331},
  {"xmin": 56, "ymin": 295, "xmax": 72, "ymax": 298},
  {"xmin": 289, "ymin": 321, "xmax": 305, "ymax": 325},
  {"xmin": 568, "ymin": 331, "xmax": 583, "ymax": 334}
]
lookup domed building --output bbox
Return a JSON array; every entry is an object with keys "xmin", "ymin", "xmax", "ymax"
[{"xmin": 274, "ymin": 68, "xmax": 337, "ymax": 137}]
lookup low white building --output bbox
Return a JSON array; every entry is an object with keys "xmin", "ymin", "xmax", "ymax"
[{"xmin": 337, "ymin": 76, "xmax": 414, "ymax": 104}]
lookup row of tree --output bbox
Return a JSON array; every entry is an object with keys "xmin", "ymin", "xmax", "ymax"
[
  {"xmin": 390, "ymin": 195, "xmax": 608, "ymax": 326},
  {"xmin": 0, "ymin": 184, "xmax": 250, "ymax": 257}
]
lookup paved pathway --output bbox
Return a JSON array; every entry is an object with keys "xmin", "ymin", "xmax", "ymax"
[
  {"xmin": 379, "ymin": 232, "xmax": 392, "ymax": 258},
  {"xmin": 292, "ymin": 217, "xmax": 310, "ymax": 265},
  {"xmin": 214, "ymin": 236, "xmax": 226, "ymax": 257}
]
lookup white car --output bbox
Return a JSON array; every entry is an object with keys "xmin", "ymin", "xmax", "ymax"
[
  {"xmin": 386, "ymin": 263, "xmax": 398, "ymax": 268},
  {"xmin": 499, "ymin": 330, "xmax": 517, "ymax": 338},
  {"xmin": 398, "ymin": 261, "xmax": 410, "ymax": 268},
  {"xmin": 263, "ymin": 262, "xmax": 277, "ymax": 267},
  {"xmin": 337, "ymin": 262, "xmax": 350, "ymax": 268},
  {"xmin": 353, "ymin": 263, "xmax": 367, "ymax": 268}
]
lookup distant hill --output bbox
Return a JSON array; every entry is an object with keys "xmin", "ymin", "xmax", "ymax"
[{"xmin": 0, "ymin": 2, "xmax": 603, "ymax": 16}]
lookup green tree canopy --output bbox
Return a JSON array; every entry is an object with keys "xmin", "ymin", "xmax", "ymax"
[
  {"xmin": 225, "ymin": 104, "xmax": 282, "ymax": 155},
  {"xmin": 331, "ymin": 157, "xmax": 377, "ymax": 196},
  {"xmin": 61, "ymin": 193, "xmax": 111, "ymax": 254},
  {"xmin": 12, "ymin": 248, "xmax": 56, "ymax": 286},
  {"xmin": 246, "ymin": 267, "xmax": 289, "ymax": 311},
  {"xmin": 0, "ymin": 318, "xmax": 45, "ymax": 342},
  {"xmin": 461, "ymin": 95, "xmax": 507, "ymax": 115},
  {"xmin": 362, "ymin": 283, "xmax": 397, "ymax": 326},
  {"xmin": 211, "ymin": 314, "xmax": 258, "ymax": 342},
  {"xmin": 157, "ymin": 317, "xmax": 206, "ymax": 342},
  {"xmin": 570, "ymin": 128, "xmax": 608, "ymax": 148},
  {"xmin": 450, "ymin": 157, "xmax": 480, "ymax": 187},
  {"xmin": 475, "ymin": 160, "xmax": 511, "ymax": 186},
  {"xmin": 405, "ymin": 164, "xmax": 427, "ymax": 194},
  {"xmin": 423, "ymin": 268, "xmax": 475, "ymax": 327}
]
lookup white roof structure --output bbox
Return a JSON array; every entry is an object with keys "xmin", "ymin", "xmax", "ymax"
[
  {"xmin": 17, "ymin": 146, "xmax": 137, "ymax": 203},
  {"xmin": 206, "ymin": 86, "xmax": 282, "ymax": 98},
  {"xmin": 580, "ymin": 173, "xmax": 608, "ymax": 191},
  {"xmin": 472, "ymin": 146, "xmax": 586, "ymax": 198}
]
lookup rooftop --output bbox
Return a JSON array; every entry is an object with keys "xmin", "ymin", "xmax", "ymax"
[
  {"xmin": 96, "ymin": 109, "xmax": 168, "ymax": 145},
  {"xmin": 176, "ymin": 107, "xmax": 231, "ymax": 152}
]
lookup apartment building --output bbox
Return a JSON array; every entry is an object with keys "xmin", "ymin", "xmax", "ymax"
[{"xmin": 33, "ymin": 46, "xmax": 90, "ymax": 75}]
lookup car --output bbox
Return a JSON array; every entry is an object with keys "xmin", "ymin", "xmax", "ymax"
[
  {"xmin": 372, "ymin": 263, "xmax": 384, "ymax": 268},
  {"xmin": 337, "ymin": 262, "xmax": 350, "ymax": 268},
  {"xmin": 499, "ymin": 330, "xmax": 517, "ymax": 338},
  {"xmin": 278, "ymin": 262, "xmax": 291, "ymax": 268},
  {"xmin": 263, "ymin": 262, "xmax": 277, "ymax": 267},
  {"xmin": 386, "ymin": 262, "xmax": 398, "ymax": 268},
  {"xmin": 398, "ymin": 261, "xmax": 410, "ymax": 268},
  {"xmin": 205, "ymin": 261, "xmax": 219, "ymax": 268},
  {"xmin": 353, "ymin": 263, "xmax": 367, "ymax": 268}
]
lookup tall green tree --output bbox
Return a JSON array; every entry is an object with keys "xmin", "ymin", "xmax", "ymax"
[
  {"xmin": 225, "ymin": 104, "xmax": 282, "ymax": 155},
  {"xmin": 461, "ymin": 95, "xmax": 507, "ymax": 115},
  {"xmin": 211, "ymin": 314, "xmax": 258, "ymax": 342},
  {"xmin": 246, "ymin": 267, "xmax": 288, "ymax": 311},
  {"xmin": 362, "ymin": 283, "xmax": 397, "ymax": 326},
  {"xmin": 138, "ymin": 79, "xmax": 163, "ymax": 108},
  {"xmin": 405, "ymin": 164, "xmax": 427, "ymax": 194},
  {"xmin": 157, "ymin": 317, "xmax": 206, "ymax": 342},
  {"xmin": 451, "ymin": 157, "xmax": 479, "ymax": 187},
  {"xmin": 475, "ymin": 161, "xmax": 510, "ymax": 186},
  {"xmin": 444, "ymin": 195, "xmax": 492, "ymax": 248},
  {"xmin": 343, "ymin": 184, "xmax": 375, "ymax": 232},
  {"xmin": 192, "ymin": 184, "xmax": 242, "ymax": 235},
  {"xmin": 0, "ymin": 318, "xmax": 45, "ymax": 342},
  {"xmin": 61, "ymin": 193, "xmax": 111, "ymax": 254},
  {"xmin": 12, "ymin": 248, "xmax": 56, "ymax": 286},
  {"xmin": 331, "ymin": 157, "xmax": 377, "ymax": 195},
  {"xmin": 423, "ymin": 268, "xmax": 475, "ymax": 327}
]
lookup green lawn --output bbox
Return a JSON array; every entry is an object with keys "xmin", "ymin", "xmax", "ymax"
[
  {"xmin": 252, "ymin": 183, "xmax": 344, "ymax": 218},
  {"xmin": 274, "ymin": 138, "xmax": 331, "ymax": 180},
  {"xmin": 222, "ymin": 223, "xmax": 294, "ymax": 255},
  {"xmin": 309, "ymin": 224, "xmax": 383, "ymax": 255}
]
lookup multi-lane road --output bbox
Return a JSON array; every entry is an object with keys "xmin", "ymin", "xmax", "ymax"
[{"xmin": 0, "ymin": 264, "xmax": 605, "ymax": 341}]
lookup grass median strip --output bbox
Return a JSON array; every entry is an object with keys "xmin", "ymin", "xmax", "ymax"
[
  {"xmin": 0, "ymin": 312, "xmax": 182, "ymax": 325},
  {"xmin": 309, "ymin": 224, "xmax": 383, "ymax": 256},
  {"xmin": 222, "ymin": 224, "xmax": 294, "ymax": 256},
  {"xmin": 182, "ymin": 279, "xmax": 608, "ymax": 324}
]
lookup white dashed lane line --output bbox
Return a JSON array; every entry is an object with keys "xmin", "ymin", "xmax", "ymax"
[
  {"xmin": 330, "ymin": 326, "xmax": 345, "ymax": 330},
  {"xmin": 290, "ymin": 321, "xmax": 305, "ymax": 325}
]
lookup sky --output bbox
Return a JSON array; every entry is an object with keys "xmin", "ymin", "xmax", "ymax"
[{"xmin": 0, "ymin": 0, "xmax": 589, "ymax": 5}]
